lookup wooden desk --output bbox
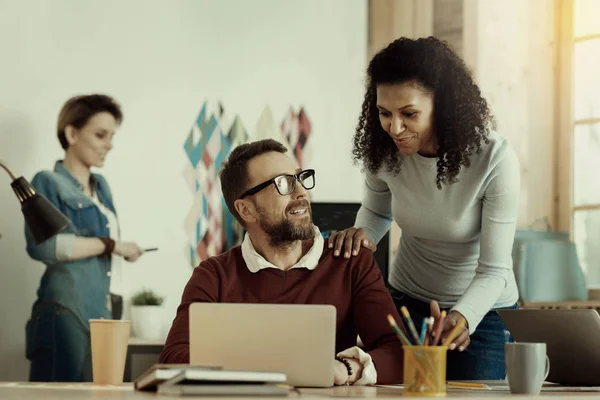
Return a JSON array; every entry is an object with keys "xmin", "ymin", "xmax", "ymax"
[{"xmin": 0, "ymin": 383, "xmax": 598, "ymax": 399}]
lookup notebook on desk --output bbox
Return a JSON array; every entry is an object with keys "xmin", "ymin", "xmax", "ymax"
[
  {"xmin": 157, "ymin": 384, "xmax": 292, "ymax": 396},
  {"xmin": 134, "ymin": 364, "xmax": 221, "ymax": 391},
  {"xmin": 161, "ymin": 368, "xmax": 287, "ymax": 385},
  {"xmin": 157, "ymin": 368, "xmax": 290, "ymax": 396}
]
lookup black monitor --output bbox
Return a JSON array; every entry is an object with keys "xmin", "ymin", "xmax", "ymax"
[{"xmin": 310, "ymin": 202, "xmax": 390, "ymax": 284}]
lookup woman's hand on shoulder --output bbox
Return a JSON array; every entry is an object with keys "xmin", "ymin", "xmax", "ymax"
[
  {"xmin": 114, "ymin": 241, "xmax": 144, "ymax": 262},
  {"xmin": 328, "ymin": 227, "xmax": 377, "ymax": 258}
]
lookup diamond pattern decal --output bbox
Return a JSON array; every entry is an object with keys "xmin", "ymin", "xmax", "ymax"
[{"xmin": 184, "ymin": 101, "xmax": 312, "ymax": 267}]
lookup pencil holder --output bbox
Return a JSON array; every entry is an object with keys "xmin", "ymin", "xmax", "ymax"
[{"xmin": 403, "ymin": 345, "xmax": 447, "ymax": 397}]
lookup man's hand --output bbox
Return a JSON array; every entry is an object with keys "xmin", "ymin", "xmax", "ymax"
[
  {"xmin": 429, "ymin": 301, "xmax": 470, "ymax": 351},
  {"xmin": 333, "ymin": 360, "xmax": 349, "ymax": 385},
  {"xmin": 333, "ymin": 358, "xmax": 364, "ymax": 385}
]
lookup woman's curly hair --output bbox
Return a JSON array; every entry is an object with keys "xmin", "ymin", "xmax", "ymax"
[{"xmin": 353, "ymin": 36, "xmax": 495, "ymax": 189}]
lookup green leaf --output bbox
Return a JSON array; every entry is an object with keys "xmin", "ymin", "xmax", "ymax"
[{"xmin": 131, "ymin": 288, "xmax": 164, "ymax": 306}]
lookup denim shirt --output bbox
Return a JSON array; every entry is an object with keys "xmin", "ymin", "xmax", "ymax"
[{"xmin": 25, "ymin": 161, "xmax": 117, "ymax": 328}]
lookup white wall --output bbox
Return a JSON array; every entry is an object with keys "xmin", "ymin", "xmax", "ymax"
[
  {"xmin": 0, "ymin": 0, "xmax": 367, "ymax": 380},
  {"xmin": 434, "ymin": 0, "xmax": 463, "ymax": 56},
  {"xmin": 463, "ymin": 0, "xmax": 557, "ymax": 228}
]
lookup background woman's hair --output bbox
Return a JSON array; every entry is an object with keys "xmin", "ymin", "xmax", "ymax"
[{"xmin": 57, "ymin": 94, "xmax": 123, "ymax": 150}]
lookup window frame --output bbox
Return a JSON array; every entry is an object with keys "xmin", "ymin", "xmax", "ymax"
[{"xmin": 556, "ymin": 0, "xmax": 600, "ymax": 232}]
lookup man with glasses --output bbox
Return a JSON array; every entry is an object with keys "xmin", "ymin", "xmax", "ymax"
[{"xmin": 160, "ymin": 139, "xmax": 403, "ymax": 385}]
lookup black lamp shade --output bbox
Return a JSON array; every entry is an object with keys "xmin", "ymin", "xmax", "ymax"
[{"xmin": 11, "ymin": 177, "xmax": 71, "ymax": 244}]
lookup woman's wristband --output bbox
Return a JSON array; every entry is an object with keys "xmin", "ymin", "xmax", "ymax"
[{"xmin": 99, "ymin": 237, "xmax": 115, "ymax": 255}]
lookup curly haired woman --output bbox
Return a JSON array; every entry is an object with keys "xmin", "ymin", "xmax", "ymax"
[{"xmin": 330, "ymin": 37, "xmax": 520, "ymax": 380}]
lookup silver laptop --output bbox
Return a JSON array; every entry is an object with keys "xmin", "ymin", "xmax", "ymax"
[
  {"xmin": 189, "ymin": 303, "xmax": 336, "ymax": 387},
  {"xmin": 498, "ymin": 308, "xmax": 600, "ymax": 385}
]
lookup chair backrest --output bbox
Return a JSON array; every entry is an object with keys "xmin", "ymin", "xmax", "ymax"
[
  {"xmin": 512, "ymin": 229, "xmax": 570, "ymax": 296},
  {"xmin": 310, "ymin": 202, "xmax": 390, "ymax": 284},
  {"xmin": 515, "ymin": 239, "xmax": 587, "ymax": 302},
  {"xmin": 514, "ymin": 229, "xmax": 569, "ymax": 243}
]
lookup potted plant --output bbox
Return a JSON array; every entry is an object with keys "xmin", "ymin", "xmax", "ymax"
[{"xmin": 130, "ymin": 288, "xmax": 165, "ymax": 340}]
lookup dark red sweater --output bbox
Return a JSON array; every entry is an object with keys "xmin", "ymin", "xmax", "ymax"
[{"xmin": 159, "ymin": 240, "xmax": 404, "ymax": 384}]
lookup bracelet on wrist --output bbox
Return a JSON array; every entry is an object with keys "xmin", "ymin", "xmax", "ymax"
[
  {"xmin": 99, "ymin": 237, "xmax": 115, "ymax": 255},
  {"xmin": 335, "ymin": 356, "xmax": 352, "ymax": 385}
]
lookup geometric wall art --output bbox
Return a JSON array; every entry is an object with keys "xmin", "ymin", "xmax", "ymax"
[
  {"xmin": 183, "ymin": 101, "xmax": 312, "ymax": 268},
  {"xmin": 281, "ymin": 107, "xmax": 312, "ymax": 169}
]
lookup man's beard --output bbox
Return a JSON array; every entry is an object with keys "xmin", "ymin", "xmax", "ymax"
[{"xmin": 256, "ymin": 203, "xmax": 315, "ymax": 247}]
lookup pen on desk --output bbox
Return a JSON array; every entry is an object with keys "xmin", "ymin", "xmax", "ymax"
[
  {"xmin": 431, "ymin": 310, "xmax": 447, "ymax": 346},
  {"xmin": 386, "ymin": 314, "xmax": 412, "ymax": 346},
  {"xmin": 400, "ymin": 306, "xmax": 422, "ymax": 345},
  {"xmin": 143, "ymin": 247, "xmax": 158, "ymax": 252},
  {"xmin": 447, "ymin": 381, "xmax": 488, "ymax": 389},
  {"xmin": 442, "ymin": 319, "xmax": 466, "ymax": 347}
]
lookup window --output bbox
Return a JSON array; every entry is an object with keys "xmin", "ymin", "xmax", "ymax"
[{"xmin": 571, "ymin": 0, "xmax": 600, "ymax": 284}]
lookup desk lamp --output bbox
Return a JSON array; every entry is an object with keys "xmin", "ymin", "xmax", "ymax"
[{"xmin": 1, "ymin": 160, "xmax": 70, "ymax": 244}]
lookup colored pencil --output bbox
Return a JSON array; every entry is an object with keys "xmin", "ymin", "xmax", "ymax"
[
  {"xmin": 431, "ymin": 310, "xmax": 447, "ymax": 346},
  {"xmin": 442, "ymin": 319, "xmax": 466, "ymax": 347},
  {"xmin": 447, "ymin": 381, "xmax": 488, "ymax": 389},
  {"xmin": 419, "ymin": 318, "xmax": 428, "ymax": 345},
  {"xmin": 400, "ymin": 306, "xmax": 422, "ymax": 345},
  {"xmin": 424, "ymin": 317, "xmax": 434, "ymax": 346},
  {"xmin": 386, "ymin": 314, "xmax": 411, "ymax": 346}
]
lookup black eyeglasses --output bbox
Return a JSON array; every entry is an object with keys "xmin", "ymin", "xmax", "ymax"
[{"xmin": 239, "ymin": 169, "xmax": 316, "ymax": 199}]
